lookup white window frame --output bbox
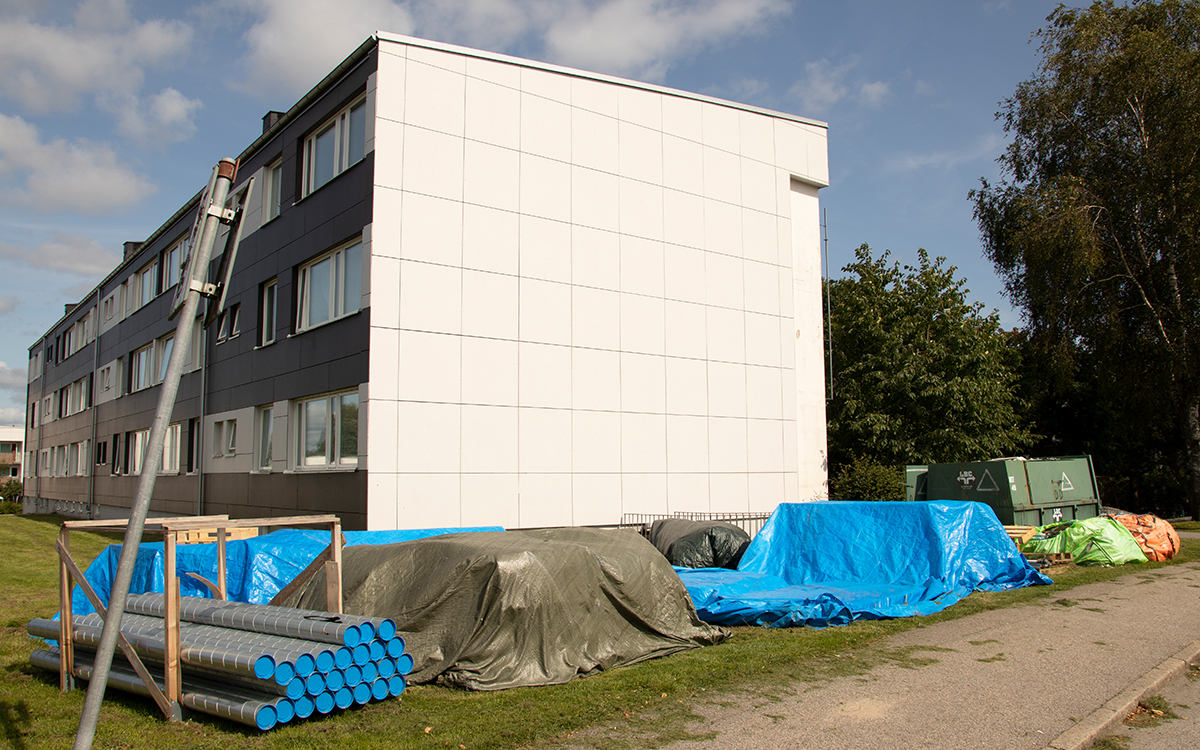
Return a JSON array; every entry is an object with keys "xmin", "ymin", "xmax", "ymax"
[
  {"xmin": 261, "ymin": 280, "xmax": 277, "ymax": 346},
  {"xmin": 303, "ymin": 97, "xmax": 367, "ymax": 197},
  {"xmin": 154, "ymin": 334, "xmax": 174, "ymax": 384},
  {"xmin": 265, "ymin": 159, "xmax": 283, "ymax": 220},
  {"xmin": 257, "ymin": 406, "xmax": 274, "ymax": 470},
  {"xmin": 129, "ymin": 430, "xmax": 149, "ymax": 475},
  {"xmin": 296, "ymin": 390, "xmax": 358, "ymax": 468},
  {"xmin": 164, "ymin": 237, "xmax": 186, "ymax": 290},
  {"xmin": 161, "ymin": 423, "xmax": 180, "ymax": 474},
  {"xmin": 296, "ymin": 240, "xmax": 362, "ymax": 333},
  {"xmin": 130, "ymin": 344, "xmax": 152, "ymax": 391},
  {"xmin": 135, "ymin": 259, "xmax": 158, "ymax": 310}
]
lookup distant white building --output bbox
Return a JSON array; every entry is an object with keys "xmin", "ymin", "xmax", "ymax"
[
  {"xmin": 25, "ymin": 33, "xmax": 829, "ymax": 529},
  {"xmin": 0, "ymin": 425, "xmax": 22, "ymax": 479}
]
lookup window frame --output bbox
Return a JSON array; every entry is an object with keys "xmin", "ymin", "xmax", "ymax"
[
  {"xmin": 257, "ymin": 405, "xmax": 274, "ymax": 471},
  {"xmin": 265, "ymin": 159, "xmax": 284, "ymax": 220},
  {"xmin": 260, "ymin": 279, "xmax": 277, "ymax": 346},
  {"xmin": 130, "ymin": 344, "xmax": 152, "ymax": 392},
  {"xmin": 295, "ymin": 390, "xmax": 359, "ymax": 469},
  {"xmin": 296, "ymin": 239, "xmax": 362, "ymax": 333},
  {"xmin": 302, "ymin": 97, "xmax": 367, "ymax": 197}
]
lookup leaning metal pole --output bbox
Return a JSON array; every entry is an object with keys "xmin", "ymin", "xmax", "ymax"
[{"xmin": 74, "ymin": 158, "xmax": 237, "ymax": 750}]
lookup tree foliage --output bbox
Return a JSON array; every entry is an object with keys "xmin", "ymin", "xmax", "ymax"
[
  {"xmin": 972, "ymin": 0, "xmax": 1200, "ymax": 519},
  {"xmin": 825, "ymin": 245, "xmax": 1032, "ymax": 480}
]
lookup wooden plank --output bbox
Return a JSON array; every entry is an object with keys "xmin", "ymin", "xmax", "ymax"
[
  {"xmin": 216, "ymin": 526, "xmax": 227, "ymax": 600},
  {"xmin": 163, "ymin": 531, "xmax": 181, "ymax": 708},
  {"xmin": 1004, "ymin": 525, "xmax": 1036, "ymax": 546},
  {"xmin": 328, "ymin": 520, "xmax": 343, "ymax": 614},
  {"xmin": 54, "ymin": 538, "xmax": 174, "ymax": 718},
  {"xmin": 58, "ymin": 527, "xmax": 73, "ymax": 692},
  {"xmin": 269, "ymin": 545, "xmax": 334, "ymax": 606}
]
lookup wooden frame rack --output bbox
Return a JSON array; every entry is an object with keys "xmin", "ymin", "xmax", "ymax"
[{"xmin": 56, "ymin": 514, "xmax": 343, "ymax": 721}]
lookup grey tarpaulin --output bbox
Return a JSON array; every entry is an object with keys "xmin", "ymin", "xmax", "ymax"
[
  {"xmin": 647, "ymin": 519, "xmax": 750, "ymax": 569},
  {"xmin": 279, "ymin": 528, "xmax": 729, "ymax": 690}
]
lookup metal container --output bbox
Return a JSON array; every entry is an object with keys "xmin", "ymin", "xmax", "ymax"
[{"xmin": 922, "ymin": 455, "xmax": 1101, "ymax": 526}]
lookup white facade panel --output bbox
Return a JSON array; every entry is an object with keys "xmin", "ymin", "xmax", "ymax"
[{"xmin": 368, "ymin": 35, "xmax": 829, "ymax": 529}]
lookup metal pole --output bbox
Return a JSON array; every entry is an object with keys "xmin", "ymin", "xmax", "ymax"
[{"xmin": 74, "ymin": 158, "xmax": 237, "ymax": 750}]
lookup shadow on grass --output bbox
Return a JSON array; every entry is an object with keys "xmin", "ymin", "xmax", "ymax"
[{"xmin": 0, "ymin": 699, "xmax": 32, "ymax": 750}]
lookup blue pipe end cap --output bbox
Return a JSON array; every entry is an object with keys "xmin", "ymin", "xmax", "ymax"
[
  {"xmin": 325, "ymin": 669, "xmax": 345, "ymax": 691},
  {"xmin": 316, "ymin": 650, "xmax": 335, "ymax": 674},
  {"xmin": 396, "ymin": 653, "xmax": 414, "ymax": 675},
  {"xmin": 275, "ymin": 699, "xmax": 295, "ymax": 724},
  {"xmin": 358, "ymin": 621, "xmax": 375, "ymax": 643},
  {"xmin": 388, "ymin": 675, "xmax": 406, "ymax": 697},
  {"xmin": 315, "ymin": 691, "xmax": 335, "ymax": 714},
  {"xmin": 274, "ymin": 661, "xmax": 295, "ymax": 685},
  {"xmin": 306, "ymin": 673, "xmax": 326, "ymax": 696},
  {"xmin": 378, "ymin": 619, "xmax": 397, "ymax": 641},
  {"xmin": 255, "ymin": 705, "xmax": 277, "ymax": 731},
  {"xmin": 377, "ymin": 658, "xmax": 395, "ymax": 679},
  {"xmin": 369, "ymin": 640, "xmax": 385, "ymax": 662},
  {"xmin": 353, "ymin": 682, "xmax": 371, "ymax": 705},
  {"xmin": 360, "ymin": 662, "xmax": 378, "ymax": 684},
  {"xmin": 371, "ymin": 678, "xmax": 388, "ymax": 701},
  {"xmin": 295, "ymin": 653, "xmax": 315, "ymax": 677},
  {"xmin": 344, "ymin": 664, "xmax": 362, "ymax": 687},
  {"xmin": 334, "ymin": 646, "xmax": 353, "ymax": 670},
  {"xmin": 386, "ymin": 636, "xmax": 405, "ymax": 658},
  {"xmin": 293, "ymin": 695, "xmax": 315, "ymax": 719},
  {"xmin": 352, "ymin": 643, "xmax": 370, "ymax": 666},
  {"xmin": 335, "ymin": 686, "xmax": 354, "ymax": 710},
  {"xmin": 343, "ymin": 626, "xmax": 361, "ymax": 648},
  {"xmin": 254, "ymin": 654, "xmax": 276, "ymax": 680},
  {"xmin": 286, "ymin": 677, "xmax": 306, "ymax": 700}
]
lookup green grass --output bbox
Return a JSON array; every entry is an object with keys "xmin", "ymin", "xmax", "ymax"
[
  {"xmin": 2, "ymin": 513, "xmax": 1199, "ymax": 750},
  {"xmin": 1173, "ymin": 520, "xmax": 1200, "ymax": 532}
]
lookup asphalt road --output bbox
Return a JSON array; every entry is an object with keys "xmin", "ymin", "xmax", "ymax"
[{"xmin": 604, "ymin": 557, "xmax": 1200, "ymax": 750}]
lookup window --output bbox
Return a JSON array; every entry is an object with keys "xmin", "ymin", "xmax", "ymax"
[
  {"xmin": 187, "ymin": 419, "xmax": 201, "ymax": 474},
  {"xmin": 130, "ymin": 345, "xmax": 152, "ymax": 391},
  {"xmin": 164, "ymin": 238, "xmax": 185, "ymax": 290},
  {"xmin": 260, "ymin": 280, "xmax": 277, "ymax": 346},
  {"xmin": 297, "ymin": 240, "xmax": 362, "ymax": 331},
  {"xmin": 100, "ymin": 365, "xmax": 112, "ymax": 393},
  {"xmin": 154, "ymin": 334, "xmax": 174, "ymax": 383},
  {"xmin": 213, "ymin": 419, "xmax": 236, "ymax": 457},
  {"xmin": 29, "ymin": 402, "xmax": 36, "ymax": 429},
  {"xmin": 217, "ymin": 304, "xmax": 240, "ymax": 342},
  {"xmin": 257, "ymin": 406, "xmax": 273, "ymax": 470},
  {"xmin": 111, "ymin": 434, "xmax": 121, "ymax": 474},
  {"xmin": 102, "ymin": 295, "xmax": 114, "ymax": 322},
  {"xmin": 95, "ymin": 440, "xmax": 107, "ymax": 466},
  {"xmin": 134, "ymin": 260, "xmax": 158, "ymax": 310},
  {"xmin": 266, "ymin": 160, "xmax": 283, "ymax": 220},
  {"xmin": 29, "ymin": 350, "xmax": 42, "ymax": 378},
  {"xmin": 297, "ymin": 390, "xmax": 358, "ymax": 467},
  {"xmin": 42, "ymin": 396, "xmax": 51, "ymax": 418},
  {"xmin": 162, "ymin": 423, "xmax": 180, "ymax": 473},
  {"xmin": 129, "ymin": 430, "xmax": 149, "ymax": 475},
  {"xmin": 303, "ymin": 98, "xmax": 366, "ymax": 196}
]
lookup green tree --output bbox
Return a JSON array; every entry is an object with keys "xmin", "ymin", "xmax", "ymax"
[
  {"xmin": 972, "ymin": 0, "xmax": 1200, "ymax": 519},
  {"xmin": 826, "ymin": 245, "xmax": 1032, "ymax": 480}
]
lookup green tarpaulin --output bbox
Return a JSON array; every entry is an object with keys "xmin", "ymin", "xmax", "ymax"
[{"xmin": 1023, "ymin": 517, "xmax": 1148, "ymax": 565}]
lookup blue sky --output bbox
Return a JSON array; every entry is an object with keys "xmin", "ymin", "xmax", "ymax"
[{"xmin": 0, "ymin": 0, "xmax": 1054, "ymax": 425}]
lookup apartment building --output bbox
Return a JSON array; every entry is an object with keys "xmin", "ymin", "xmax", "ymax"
[{"xmin": 24, "ymin": 32, "xmax": 829, "ymax": 531}]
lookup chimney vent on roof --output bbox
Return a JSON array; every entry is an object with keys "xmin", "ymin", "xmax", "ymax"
[
  {"xmin": 123, "ymin": 241, "xmax": 143, "ymax": 259},
  {"xmin": 64, "ymin": 303, "xmax": 77, "ymax": 315},
  {"xmin": 263, "ymin": 111, "xmax": 285, "ymax": 134}
]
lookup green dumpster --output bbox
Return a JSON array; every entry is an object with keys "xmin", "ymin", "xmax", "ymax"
[{"xmin": 922, "ymin": 456, "xmax": 1101, "ymax": 526}]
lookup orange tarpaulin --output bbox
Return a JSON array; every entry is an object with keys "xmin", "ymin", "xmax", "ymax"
[{"xmin": 1109, "ymin": 514, "xmax": 1182, "ymax": 562}]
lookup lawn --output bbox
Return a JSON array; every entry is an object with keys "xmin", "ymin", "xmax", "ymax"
[{"xmin": 2, "ymin": 513, "xmax": 1197, "ymax": 750}]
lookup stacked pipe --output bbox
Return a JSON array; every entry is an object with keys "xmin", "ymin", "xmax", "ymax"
[{"xmin": 28, "ymin": 595, "xmax": 412, "ymax": 730}]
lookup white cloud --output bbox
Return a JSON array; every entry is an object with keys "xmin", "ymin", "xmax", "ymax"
[
  {"xmin": 0, "ymin": 361, "xmax": 26, "ymax": 392},
  {"xmin": 0, "ymin": 1, "xmax": 199, "ymax": 143},
  {"xmin": 0, "ymin": 297, "xmax": 16, "ymax": 314},
  {"xmin": 0, "ymin": 231, "xmax": 122, "ymax": 276},
  {"xmin": 540, "ymin": 0, "xmax": 789, "ymax": 81},
  {"xmin": 107, "ymin": 87, "xmax": 204, "ymax": 149},
  {"xmin": 885, "ymin": 133, "xmax": 1007, "ymax": 172},
  {"xmin": 787, "ymin": 58, "xmax": 854, "ymax": 114},
  {"xmin": 0, "ymin": 406, "xmax": 25, "ymax": 425},
  {"xmin": 859, "ymin": 80, "xmax": 889, "ymax": 108},
  {"xmin": 235, "ymin": 0, "xmax": 416, "ymax": 96},
  {"xmin": 915, "ymin": 79, "xmax": 934, "ymax": 96},
  {"xmin": 233, "ymin": 0, "xmax": 789, "ymax": 95},
  {"xmin": 0, "ymin": 113, "xmax": 156, "ymax": 213}
]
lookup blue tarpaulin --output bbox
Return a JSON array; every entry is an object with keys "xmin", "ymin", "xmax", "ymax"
[
  {"xmin": 676, "ymin": 501, "xmax": 1051, "ymax": 628},
  {"xmin": 71, "ymin": 527, "xmax": 503, "ymax": 617}
]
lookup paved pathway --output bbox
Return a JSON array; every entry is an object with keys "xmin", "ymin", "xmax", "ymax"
[{"xmin": 642, "ymin": 559, "xmax": 1200, "ymax": 750}]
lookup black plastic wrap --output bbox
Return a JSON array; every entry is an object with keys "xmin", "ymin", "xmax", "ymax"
[
  {"xmin": 648, "ymin": 518, "xmax": 751, "ymax": 569},
  {"xmin": 280, "ymin": 527, "xmax": 728, "ymax": 690}
]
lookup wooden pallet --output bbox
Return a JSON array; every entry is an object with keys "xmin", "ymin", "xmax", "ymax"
[
  {"xmin": 1022, "ymin": 552, "xmax": 1073, "ymax": 565},
  {"xmin": 1005, "ymin": 525, "xmax": 1036, "ymax": 547},
  {"xmin": 177, "ymin": 526, "xmax": 260, "ymax": 544}
]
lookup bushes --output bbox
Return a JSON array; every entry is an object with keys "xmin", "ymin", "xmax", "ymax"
[
  {"xmin": 830, "ymin": 455, "xmax": 907, "ymax": 502},
  {"xmin": 0, "ymin": 479, "xmax": 22, "ymax": 514}
]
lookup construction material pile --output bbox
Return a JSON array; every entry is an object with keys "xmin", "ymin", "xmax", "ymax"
[{"xmin": 28, "ymin": 595, "xmax": 411, "ymax": 730}]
